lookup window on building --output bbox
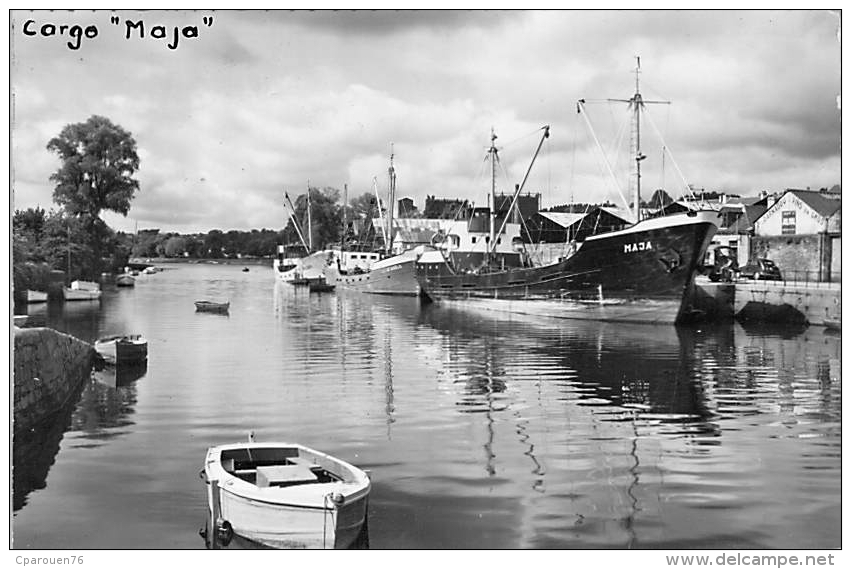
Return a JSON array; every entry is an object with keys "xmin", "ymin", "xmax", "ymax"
[{"xmin": 782, "ymin": 211, "xmax": 796, "ymax": 235}]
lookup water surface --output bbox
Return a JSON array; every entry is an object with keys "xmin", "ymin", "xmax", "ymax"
[{"xmin": 12, "ymin": 263, "xmax": 841, "ymax": 549}]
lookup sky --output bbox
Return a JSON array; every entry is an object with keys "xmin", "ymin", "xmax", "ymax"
[{"xmin": 9, "ymin": 9, "xmax": 842, "ymax": 234}]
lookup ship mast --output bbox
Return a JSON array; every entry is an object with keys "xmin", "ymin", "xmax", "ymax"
[
  {"xmin": 632, "ymin": 58, "xmax": 644, "ymax": 222},
  {"xmin": 488, "ymin": 128, "xmax": 498, "ymax": 250},
  {"xmin": 284, "ymin": 191, "xmax": 310, "ymax": 254},
  {"xmin": 489, "ymin": 125, "xmax": 550, "ymax": 254},
  {"xmin": 306, "ymin": 180, "xmax": 313, "ymax": 251},
  {"xmin": 373, "ymin": 176, "xmax": 387, "ymax": 250},
  {"xmin": 342, "ymin": 183, "xmax": 348, "ymax": 253},
  {"xmin": 608, "ymin": 57, "xmax": 669, "ymax": 222},
  {"xmin": 387, "ymin": 144, "xmax": 396, "ymax": 255}
]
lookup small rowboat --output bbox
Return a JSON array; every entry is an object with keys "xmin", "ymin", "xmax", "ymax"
[
  {"xmin": 195, "ymin": 300, "xmax": 230, "ymax": 313},
  {"xmin": 63, "ymin": 280, "xmax": 102, "ymax": 301},
  {"xmin": 201, "ymin": 439, "xmax": 371, "ymax": 549},
  {"xmin": 116, "ymin": 273, "xmax": 136, "ymax": 287},
  {"xmin": 94, "ymin": 334, "xmax": 148, "ymax": 365},
  {"xmin": 26, "ymin": 290, "xmax": 48, "ymax": 303}
]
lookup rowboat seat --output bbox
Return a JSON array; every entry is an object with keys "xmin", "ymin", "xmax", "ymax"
[{"xmin": 256, "ymin": 464, "xmax": 318, "ymax": 487}]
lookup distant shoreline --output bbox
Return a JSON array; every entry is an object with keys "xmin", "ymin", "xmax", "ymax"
[{"xmin": 129, "ymin": 257, "xmax": 272, "ymax": 267}]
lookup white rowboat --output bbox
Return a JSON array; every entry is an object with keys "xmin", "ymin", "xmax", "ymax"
[
  {"xmin": 63, "ymin": 280, "xmax": 102, "ymax": 301},
  {"xmin": 201, "ymin": 441, "xmax": 370, "ymax": 549},
  {"xmin": 26, "ymin": 290, "xmax": 48, "ymax": 303}
]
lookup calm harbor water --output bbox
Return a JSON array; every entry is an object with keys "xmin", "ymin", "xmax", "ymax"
[{"xmin": 12, "ymin": 263, "xmax": 841, "ymax": 549}]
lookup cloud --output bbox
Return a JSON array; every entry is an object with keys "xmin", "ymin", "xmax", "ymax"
[
  {"xmin": 10, "ymin": 9, "xmax": 841, "ymax": 233},
  {"xmin": 259, "ymin": 9, "xmax": 513, "ymax": 35}
]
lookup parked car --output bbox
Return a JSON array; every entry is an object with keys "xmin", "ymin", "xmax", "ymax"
[{"xmin": 738, "ymin": 259, "xmax": 782, "ymax": 281}]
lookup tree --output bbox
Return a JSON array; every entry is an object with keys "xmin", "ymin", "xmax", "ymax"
[
  {"xmin": 13, "ymin": 207, "xmax": 47, "ymax": 238},
  {"xmin": 163, "ymin": 236, "xmax": 187, "ymax": 257},
  {"xmin": 46, "ymin": 115, "xmax": 140, "ymax": 278},
  {"xmin": 13, "ymin": 207, "xmax": 48, "ymax": 263},
  {"xmin": 349, "ymin": 192, "xmax": 377, "ymax": 218},
  {"xmin": 291, "ymin": 187, "xmax": 342, "ymax": 250},
  {"xmin": 132, "ymin": 229, "xmax": 161, "ymax": 257},
  {"xmin": 47, "ymin": 115, "xmax": 140, "ymax": 219}
]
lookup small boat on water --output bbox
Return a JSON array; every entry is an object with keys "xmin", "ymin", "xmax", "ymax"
[
  {"xmin": 116, "ymin": 273, "xmax": 136, "ymax": 287},
  {"xmin": 195, "ymin": 300, "xmax": 230, "ymax": 313},
  {"xmin": 273, "ymin": 189, "xmax": 336, "ymax": 285},
  {"xmin": 201, "ymin": 438, "xmax": 371, "ymax": 549},
  {"xmin": 26, "ymin": 290, "xmax": 48, "ymax": 303},
  {"xmin": 94, "ymin": 334, "xmax": 148, "ymax": 365},
  {"xmin": 63, "ymin": 280, "xmax": 102, "ymax": 301},
  {"xmin": 242, "ymin": 267, "xmax": 250, "ymax": 272},
  {"xmin": 142, "ymin": 266, "xmax": 158, "ymax": 275}
]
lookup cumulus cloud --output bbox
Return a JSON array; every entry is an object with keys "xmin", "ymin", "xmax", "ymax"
[{"xmin": 10, "ymin": 9, "xmax": 840, "ymax": 233}]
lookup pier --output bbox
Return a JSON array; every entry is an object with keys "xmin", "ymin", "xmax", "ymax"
[
  {"xmin": 13, "ymin": 327, "xmax": 96, "ymax": 433},
  {"xmin": 695, "ymin": 279, "xmax": 841, "ymax": 326}
]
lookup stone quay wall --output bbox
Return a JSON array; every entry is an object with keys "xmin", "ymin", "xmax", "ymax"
[
  {"xmin": 696, "ymin": 279, "xmax": 841, "ymax": 326},
  {"xmin": 14, "ymin": 327, "xmax": 96, "ymax": 432},
  {"xmin": 734, "ymin": 280, "xmax": 841, "ymax": 326}
]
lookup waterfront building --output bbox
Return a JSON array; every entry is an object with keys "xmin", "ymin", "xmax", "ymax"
[{"xmin": 752, "ymin": 189, "xmax": 841, "ymax": 282}]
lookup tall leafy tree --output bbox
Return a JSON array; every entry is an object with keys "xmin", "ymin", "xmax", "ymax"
[
  {"xmin": 46, "ymin": 116, "xmax": 140, "ymax": 277},
  {"xmin": 47, "ymin": 115, "xmax": 140, "ymax": 219},
  {"xmin": 291, "ymin": 187, "xmax": 342, "ymax": 250}
]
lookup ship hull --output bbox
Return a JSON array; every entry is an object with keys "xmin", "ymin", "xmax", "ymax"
[
  {"xmin": 416, "ymin": 211, "xmax": 719, "ymax": 324},
  {"xmin": 273, "ymin": 258, "xmax": 302, "ymax": 283},
  {"xmin": 334, "ymin": 250, "xmax": 420, "ymax": 296}
]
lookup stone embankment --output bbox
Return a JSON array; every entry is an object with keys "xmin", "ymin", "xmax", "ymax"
[
  {"xmin": 14, "ymin": 327, "xmax": 96, "ymax": 432},
  {"xmin": 695, "ymin": 279, "xmax": 841, "ymax": 325}
]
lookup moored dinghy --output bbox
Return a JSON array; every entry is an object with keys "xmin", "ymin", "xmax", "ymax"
[
  {"xmin": 26, "ymin": 290, "xmax": 48, "ymax": 303},
  {"xmin": 63, "ymin": 280, "xmax": 102, "ymax": 301},
  {"xmin": 201, "ymin": 437, "xmax": 371, "ymax": 549},
  {"xmin": 116, "ymin": 272, "xmax": 136, "ymax": 287},
  {"xmin": 94, "ymin": 334, "xmax": 148, "ymax": 365},
  {"xmin": 195, "ymin": 300, "xmax": 230, "ymax": 313}
]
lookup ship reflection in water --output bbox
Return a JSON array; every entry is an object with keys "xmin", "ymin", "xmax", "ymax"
[
  {"xmin": 11, "ymin": 266, "xmax": 840, "ymax": 549},
  {"xmin": 400, "ymin": 300, "xmax": 840, "ymax": 548}
]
